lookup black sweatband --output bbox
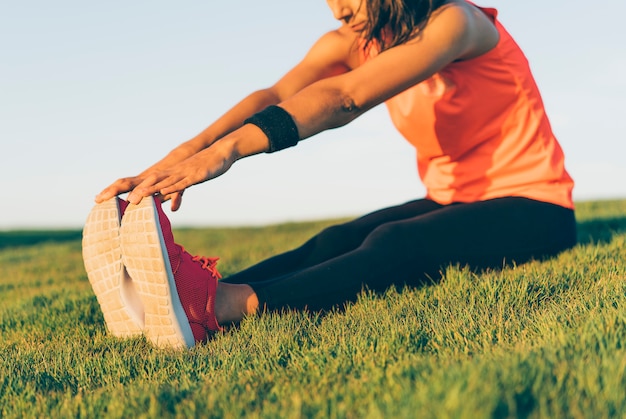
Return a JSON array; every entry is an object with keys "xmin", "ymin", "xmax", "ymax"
[{"xmin": 244, "ymin": 105, "xmax": 300, "ymax": 153}]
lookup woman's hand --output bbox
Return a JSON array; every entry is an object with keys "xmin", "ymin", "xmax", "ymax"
[
  {"xmin": 95, "ymin": 176, "xmax": 186, "ymax": 210},
  {"xmin": 125, "ymin": 145, "xmax": 236, "ymax": 207},
  {"xmin": 95, "ymin": 175, "xmax": 145, "ymax": 203},
  {"xmin": 95, "ymin": 122, "xmax": 269, "ymax": 210}
]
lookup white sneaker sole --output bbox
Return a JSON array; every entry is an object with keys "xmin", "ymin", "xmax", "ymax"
[
  {"xmin": 82, "ymin": 198, "xmax": 145, "ymax": 337},
  {"xmin": 120, "ymin": 197, "xmax": 195, "ymax": 349}
]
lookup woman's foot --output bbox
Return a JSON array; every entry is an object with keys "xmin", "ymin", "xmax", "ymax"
[
  {"xmin": 82, "ymin": 198, "xmax": 145, "ymax": 337},
  {"xmin": 120, "ymin": 196, "xmax": 223, "ymax": 349}
]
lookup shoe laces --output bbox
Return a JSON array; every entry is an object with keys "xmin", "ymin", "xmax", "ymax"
[
  {"xmin": 190, "ymin": 253, "xmax": 222, "ymax": 280},
  {"xmin": 174, "ymin": 245, "xmax": 223, "ymax": 279}
]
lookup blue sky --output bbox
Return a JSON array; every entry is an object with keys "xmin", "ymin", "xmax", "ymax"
[{"xmin": 1, "ymin": 1, "xmax": 625, "ymax": 229}]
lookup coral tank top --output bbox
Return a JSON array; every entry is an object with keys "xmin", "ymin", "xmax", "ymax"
[{"xmin": 360, "ymin": 3, "xmax": 574, "ymax": 209}]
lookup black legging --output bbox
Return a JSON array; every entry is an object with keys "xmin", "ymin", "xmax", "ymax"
[{"xmin": 222, "ymin": 197, "xmax": 577, "ymax": 311}]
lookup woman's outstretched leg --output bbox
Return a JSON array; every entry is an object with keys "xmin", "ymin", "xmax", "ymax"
[
  {"xmin": 215, "ymin": 197, "xmax": 576, "ymax": 323},
  {"xmin": 223, "ymin": 198, "xmax": 443, "ymax": 285}
]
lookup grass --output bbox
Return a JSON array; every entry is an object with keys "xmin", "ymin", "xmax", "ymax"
[{"xmin": 0, "ymin": 199, "xmax": 625, "ymax": 418}]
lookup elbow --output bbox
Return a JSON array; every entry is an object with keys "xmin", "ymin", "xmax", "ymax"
[
  {"xmin": 312, "ymin": 90, "xmax": 365, "ymax": 133},
  {"xmin": 320, "ymin": 93, "xmax": 362, "ymax": 131},
  {"xmin": 340, "ymin": 95, "xmax": 361, "ymax": 114},
  {"xmin": 334, "ymin": 87, "xmax": 370, "ymax": 127},
  {"xmin": 337, "ymin": 77, "xmax": 377, "ymax": 118}
]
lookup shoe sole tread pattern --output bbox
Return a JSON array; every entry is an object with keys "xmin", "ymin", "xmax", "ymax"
[
  {"xmin": 82, "ymin": 199, "xmax": 144, "ymax": 337},
  {"xmin": 120, "ymin": 198, "xmax": 195, "ymax": 349}
]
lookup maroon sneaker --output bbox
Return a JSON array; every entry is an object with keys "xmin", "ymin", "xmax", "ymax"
[
  {"xmin": 120, "ymin": 196, "xmax": 222, "ymax": 348},
  {"xmin": 82, "ymin": 197, "xmax": 145, "ymax": 337}
]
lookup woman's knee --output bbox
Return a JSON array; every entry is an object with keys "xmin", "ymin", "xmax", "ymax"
[
  {"xmin": 314, "ymin": 223, "xmax": 362, "ymax": 248},
  {"xmin": 362, "ymin": 221, "xmax": 427, "ymax": 260}
]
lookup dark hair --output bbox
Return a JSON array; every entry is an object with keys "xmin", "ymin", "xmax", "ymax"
[{"xmin": 362, "ymin": 0, "xmax": 448, "ymax": 51}]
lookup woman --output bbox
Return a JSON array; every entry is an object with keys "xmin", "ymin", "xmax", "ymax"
[{"xmin": 84, "ymin": 0, "xmax": 576, "ymax": 348}]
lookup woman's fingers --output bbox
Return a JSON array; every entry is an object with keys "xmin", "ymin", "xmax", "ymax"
[
  {"xmin": 126, "ymin": 172, "xmax": 189, "ymax": 205},
  {"xmin": 106, "ymin": 151, "xmax": 229, "ymax": 206},
  {"xmin": 95, "ymin": 176, "xmax": 142, "ymax": 203},
  {"xmin": 169, "ymin": 191, "xmax": 184, "ymax": 211},
  {"xmin": 154, "ymin": 191, "xmax": 185, "ymax": 212},
  {"xmin": 94, "ymin": 168, "xmax": 192, "ymax": 206}
]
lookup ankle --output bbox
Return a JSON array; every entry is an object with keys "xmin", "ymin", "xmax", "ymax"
[{"xmin": 215, "ymin": 283, "xmax": 259, "ymax": 325}]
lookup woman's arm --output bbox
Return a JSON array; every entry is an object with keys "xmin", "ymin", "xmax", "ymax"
[
  {"xmin": 122, "ymin": 1, "xmax": 499, "ymax": 205},
  {"xmin": 96, "ymin": 28, "xmax": 360, "ymax": 207},
  {"xmin": 283, "ymin": 1, "xmax": 499, "ymax": 139}
]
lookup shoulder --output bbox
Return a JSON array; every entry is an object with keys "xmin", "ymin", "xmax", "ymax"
[
  {"xmin": 306, "ymin": 27, "xmax": 362, "ymax": 70},
  {"xmin": 418, "ymin": 0, "xmax": 499, "ymax": 60},
  {"xmin": 267, "ymin": 27, "xmax": 362, "ymax": 99},
  {"xmin": 432, "ymin": 0, "xmax": 491, "ymax": 26}
]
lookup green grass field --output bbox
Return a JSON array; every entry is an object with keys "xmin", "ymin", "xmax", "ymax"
[{"xmin": 1, "ymin": 199, "xmax": 625, "ymax": 418}]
